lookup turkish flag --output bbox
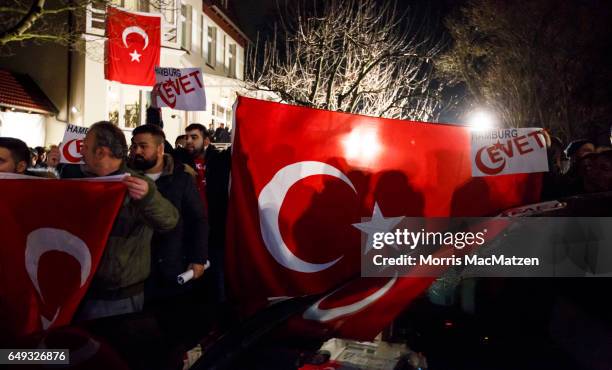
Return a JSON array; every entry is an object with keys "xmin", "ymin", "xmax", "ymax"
[
  {"xmin": 0, "ymin": 176, "xmax": 126, "ymax": 341},
  {"xmin": 226, "ymin": 97, "xmax": 541, "ymax": 336},
  {"xmin": 105, "ymin": 6, "xmax": 161, "ymax": 86}
]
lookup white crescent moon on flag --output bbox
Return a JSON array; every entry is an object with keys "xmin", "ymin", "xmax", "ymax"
[
  {"xmin": 258, "ymin": 161, "xmax": 356, "ymax": 273},
  {"xmin": 25, "ymin": 228, "xmax": 92, "ymax": 303},
  {"xmin": 302, "ymin": 275, "xmax": 398, "ymax": 322},
  {"xmin": 122, "ymin": 26, "xmax": 149, "ymax": 50}
]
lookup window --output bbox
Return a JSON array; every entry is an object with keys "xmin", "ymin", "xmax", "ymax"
[
  {"xmin": 191, "ymin": 7, "xmax": 198, "ymax": 52},
  {"xmin": 107, "ymin": 83, "xmax": 143, "ymax": 129},
  {"xmin": 206, "ymin": 26, "xmax": 217, "ymax": 66},
  {"xmin": 228, "ymin": 43, "xmax": 236, "ymax": 78},
  {"xmin": 211, "ymin": 103, "xmax": 231, "ymax": 127},
  {"xmin": 122, "ymin": 0, "xmax": 148, "ymax": 11},
  {"xmin": 225, "ymin": 108, "xmax": 232, "ymax": 126},
  {"xmin": 200, "ymin": 15, "xmax": 205, "ymax": 57},
  {"xmin": 181, "ymin": 4, "xmax": 192, "ymax": 51},
  {"xmin": 148, "ymin": 0, "xmax": 177, "ymax": 44},
  {"xmin": 223, "ymin": 34, "xmax": 227, "ymax": 71}
]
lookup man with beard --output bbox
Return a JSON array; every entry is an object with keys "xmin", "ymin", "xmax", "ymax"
[
  {"xmin": 129, "ymin": 124, "xmax": 209, "ymax": 305},
  {"xmin": 184, "ymin": 123, "xmax": 231, "ymax": 301}
]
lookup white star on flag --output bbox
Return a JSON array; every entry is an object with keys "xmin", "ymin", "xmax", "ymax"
[
  {"xmin": 129, "ymin": 50, "xmax": 141, "ymax": 62},
  {"xmin": 352, "ymin": 202, "xmax": 404, "ymax": 254}
]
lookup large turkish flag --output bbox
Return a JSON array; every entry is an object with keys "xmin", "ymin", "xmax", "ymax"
[
  {"xmin": 0, "ymin": 176, "xmax": 126, "ymax": 341},
  {"xmin": 226, "ymin": 97, "xmax": 541, "ymax": 337},
  {"xmin": 105, "ymin": 6, "xmax": 161, "ymax": 86}
]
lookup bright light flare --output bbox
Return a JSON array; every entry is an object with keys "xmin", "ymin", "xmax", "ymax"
[
  {"xmin": 467, "ymin": 109, "xmax": 497, "ymax": 131},
  {"xmin": 341, "ymin": 126, "xmax": 382, "ymax": 166}
]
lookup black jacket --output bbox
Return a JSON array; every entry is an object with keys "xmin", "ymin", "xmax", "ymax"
[
  {"xmin": 147, "ymin": 155, "xmax": 209, "ymax": 284},
  {"xmin": 183, "ymin": 144, "xmax": 231, "ymax": 249}
]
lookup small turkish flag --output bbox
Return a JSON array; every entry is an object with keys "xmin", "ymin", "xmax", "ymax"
[
  {"xmin": 105, "ymin": 6, "xmax": 161, "ymax": 86},
  {"xmin": 0, "ymin": 176, "xmax": 126, "ymax": 340}
]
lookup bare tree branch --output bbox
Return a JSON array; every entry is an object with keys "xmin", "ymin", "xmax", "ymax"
[
  {"xmin": 437, "ymin": 0, "xmax": 612, "ymax": 142},
  {"xmin": 0, "ymin": 0, "xmax": 46, "ymax": 45},
  {"xmin": 246, "ymin": 0, "xmax": 448, "ymax": 121}
]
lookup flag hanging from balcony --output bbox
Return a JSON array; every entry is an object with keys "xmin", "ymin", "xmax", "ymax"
[{"xmin": 105, "ymin": 7, "xmax": 161, "ymax": 86}]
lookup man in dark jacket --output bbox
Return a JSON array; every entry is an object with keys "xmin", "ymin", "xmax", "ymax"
[
  {"xmin": 61, "ymin": 121, "xmax": 179, "ymax": 320},
  {"xmin": 184, "ymin": 123, "xmax": 231, "ymax": 301},
  {"xmin": 213, "ymin": 123, "xmax": 231, "ymax": 143},
  {"xmin": 129, "ymin": 124, "xmax": 209, "ymax": 304}
]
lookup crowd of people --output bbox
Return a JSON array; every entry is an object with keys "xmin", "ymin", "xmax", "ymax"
[
  {"xmin": 541, "ymin": 133, "xmax": 612, "ymax": 199},
  {"xmin": 0, "ymin": 121, "xmax": 230, "ymax": 322},
  {"xmin": 1, "ymin": 124, "xmax": 611, "ymax": 324}
]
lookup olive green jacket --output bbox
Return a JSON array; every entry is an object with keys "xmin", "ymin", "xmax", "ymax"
[{"xmin": 64, "ymin": 164, "xmax": 179, "ymax": 299}]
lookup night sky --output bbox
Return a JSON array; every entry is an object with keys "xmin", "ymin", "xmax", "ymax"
[
  {"xmin": 232, "ymin": 0, "xmax": 458, "ymax": 41},
  {"xmin": 233, "ymin": 0, "xmax": 281, "ymax": 40}
]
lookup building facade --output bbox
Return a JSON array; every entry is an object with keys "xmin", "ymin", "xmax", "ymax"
[{"xmin": 0, "ymin": 0, "xmax": 249, "ymax": 147}]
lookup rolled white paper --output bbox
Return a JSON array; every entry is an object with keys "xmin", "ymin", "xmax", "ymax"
[
  {"xmin": 177, "ymin": 269, "xmax": 194, "ymax": 285},
  {"xmin": 177, "ymin": 261, "xmax": 211, "ymax": 285}
]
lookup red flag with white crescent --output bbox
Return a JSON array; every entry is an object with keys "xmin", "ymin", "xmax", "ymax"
[
  {"xmin": 226, "ymin": 97, "xmax": 541, "ymax": 337},
  {"xmin": 0, "ymin": 176, "xmax": 125, "ymax": 340},
  {"xmin": 105, "ymin": 7, "xmax": 161, "ymax": 86}
]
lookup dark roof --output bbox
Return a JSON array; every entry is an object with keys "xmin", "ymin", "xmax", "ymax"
[
  {"xmin": 0, "ymin": 69, "xmax": 59, "ymax": 115},
  {"xmin": 203, "ymin": 0, "xmax": 251, "ymax": 47}
]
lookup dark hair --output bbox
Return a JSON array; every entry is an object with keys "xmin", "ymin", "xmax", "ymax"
[
  {"xmin": 565, "ymin": 139, "xmax": 592, "ymax": 158},
  {"xmin": 175, "ymin": 134, "xmax": 186, "ymax": 142},
  {"xmin": 0, "ymin": 137, "xmax": 30, "ymax": 166},
  {"xmin": 145, "ymin": 106, "xmax": 163, "ymax": 128},
  {"xmin": 186, "ymin": 123, "xmax": 210, "ymax": 138},
  {"xmin": 89, "ymin": 121, "xmax": 128, "ymax": 159},
  {"xmin": 132, "ymin": 124, "xmax": 166, "ymax": 145},
  {"xmin": 35, "ymin": 146, "xmax": 46, "ymax": 156}
]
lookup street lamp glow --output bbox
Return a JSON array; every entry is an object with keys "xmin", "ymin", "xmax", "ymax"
[
  {"xmin": 467, "ymin": 110, "xmax": 496, "ymax": 131},
  {"xmin": 341, "ymin": 126, "xmax": 382, "ymax": 167}
]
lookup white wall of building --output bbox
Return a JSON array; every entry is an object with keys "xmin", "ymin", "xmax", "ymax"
[{"xmin": 0, "ymin": 112, "xmax": 46, "ymax": 147}]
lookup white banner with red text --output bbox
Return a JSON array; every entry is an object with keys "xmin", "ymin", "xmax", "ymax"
[
  {"xmin": 59, "ymin": 124, "xmax": 88, "ymax": 164},
  {"xmin": 471, "ymin": 128, "xmax": 548, "ymax": 177},
  {"xmin": 152, "ymin": 67, "xmax": 206, "ymax": 111}
]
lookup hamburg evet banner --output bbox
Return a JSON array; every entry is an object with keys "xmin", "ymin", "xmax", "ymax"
[
  {"xmin": 225, "ymin": 97, "xmax": 543, "ymax": 339},
  {"xmin": 59, "ymin": 124, "xmax": 88, "ymax": 164},
  {"xmin": 152, "ymin": 67, "xmax": 206, "ymax": 111},
  {"xmin": 470, "ymin": 128, "xmax": 549, "ymax": 177}
]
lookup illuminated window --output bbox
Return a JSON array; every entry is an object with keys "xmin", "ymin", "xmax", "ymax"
[
  {"xmin": 107, "ymin": 83, "xmax": 143, "ymax": 129},
  {"xmin": 228, "ymin": 43, "xmax": 236, "ymax": 78},
  {"xmin": 181, "ymin": 3, "xmax": 192, "ymax": 51},
  {"xmin": 200, "ymin": 15, "xmax": 205, "ymax": 57},
  {"xmin": 207, "ymin": 26, "xmax": 217, "ymax": 66}
]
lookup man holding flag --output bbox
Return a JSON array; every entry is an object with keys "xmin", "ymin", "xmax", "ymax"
[{"xmin": 61, "ymin": 121, "xmax": 179, "ymax": 320}]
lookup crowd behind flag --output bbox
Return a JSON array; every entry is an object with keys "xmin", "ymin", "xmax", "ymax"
[{"xmin": 225, "ymin": 97, "xmax": 543, "ymax": 338}]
